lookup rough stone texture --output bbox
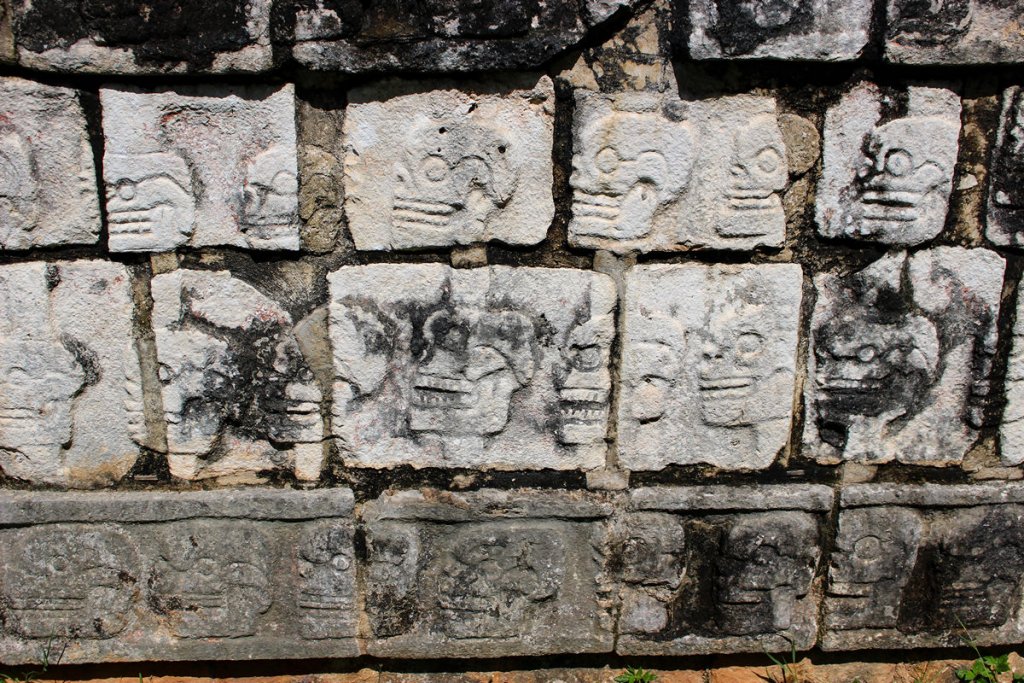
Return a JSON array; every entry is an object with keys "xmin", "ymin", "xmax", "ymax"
[
  {"xmin": 986, "ymin": 86, "xmax": 1024, "ymax": 247},
  {"xmin": 298, "ymin": 96, "xmax": 346, "ymax": 253},
  {"xmin": 0, "ymin": 261, "xmax": 141, "ymax": 487},
  {"xmin": 824, "ymin": 483, "xmax": 1024, "ymax": 650},
  {"xmin": 283, "ymin": 0, "xmax": 643, "ymax": 72},
  {"xmin": 1004, "ymin": 290, "xmax": 1024, "ymax": 464},
  {"xmin": 617, "ymin": 485, "xmax": 830, "ymax": 655},
  {"xmin": 816, "ymin": 82, "xmax": 962, "ymax": 246},
  {"xmin": 618, "ymin": 263, "xmax": 802, "ymax": 470},
  {"xmin": 805, "ymin": 248, "xmax": 1005, "ymax": 465},
  {"xmin": 0, "ymin": 77, "xmax": 100, "ymax": 249},
  {"xmin": 687, "ymin": 0, "xmax": 872, "ymax": 60},
  {"xmin": 343, "ymin": 77, "xmax": 554, "ymax": 251},
  {"xmin": 570, "ymin": 93, "xmax": 790, "ymax": 253},
  {"xmin": 362, "ymin": 488, "xmax": 614, "ymax": 657},
  {"xmin": 0, "ymin": 489, "xmax": 358, "ymax": 664},
  {"xmin": 151, "ymin": 270, "xmax": 324, "ymax": 482},
  {"xmin": 328, "ymin": 265, "xmax": 616, "ymax": 470},
  {"xmin": 100, "ymin": 84, "xmax": 299, "ymax": 252},
  {"xmin": 885, "ymin": 0, "xmax": 1024, "ymax": 64},
  {"xmin": 0, "ymin": 0, "xmax": 12, "ymax": 62},
  {"xmin": 10, "ymin": 0, "xmax": 272, "ymax": 73}
]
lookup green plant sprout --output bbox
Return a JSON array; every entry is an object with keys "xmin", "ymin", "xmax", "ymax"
[
  {"xmin": 955, "ymin": 619, "xmax": 1024, "ymax": 683},
  {"xmin": 615, "ymin": 665, "xmax": 657, "ymax": 683},
  {"xmin": 0, "ymin": 635, "xmax": 66, "ymax": 683}
]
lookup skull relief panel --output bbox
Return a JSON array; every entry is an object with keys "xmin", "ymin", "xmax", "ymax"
[
  {"xmin": 986, "ymin": 87, "xmax": 1024, "ymax": 247},
  {"xmin": 343, "ymin": 77, "xmax": 554, "ymax": 250},
  {"xmin": 100, "ymin": 84, "xmax": 299, "ymax": 252},
  {"xmin": 817, "ymin": 82, "xmax": 961, "ymax": 246},
  {"xmin": 618, "ymin": 263, "xmax": 802, "ymax": 470},
  {"xmin": 687, "ymin": 0, "xmax": 872, "ymax": 60},
  {"xmin": 0, "ymin": 77, "xmax": 100, "ymax": 249},
  {"xmin": 0, "ymin": 261, "xmax": 142, "ymax": 487},
  {"xmin": 328, "ymin": 264, "xmax": 615, "ymax": 470},
  {"xmin": 151, "ymin": 270, "xmax": 324, "ymax": 482},
  {"xmin": 885, "ymin": 0, "xmax": 1024, "ymax": 64},
  {"xmin": 805, "ymin": 247, "xmax": 1004, "ymax": 465}
]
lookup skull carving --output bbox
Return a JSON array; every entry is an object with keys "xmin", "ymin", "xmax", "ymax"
[
  {"xmin": 240, "ymin": 144, "xmax": 299, "ymax": 249},
  {"xmin": 409, "ymin": 308, "xmax": 536, "ymax": 436},
  {"xmin": 0, "ymin": 130, "xmax": 37, "ymax": 241},
  {"xmin": 626, "ymin": 313, "xmax": 685, "ymax": 424},
  {"xmin": 557, "ymin": 314, "xmax": 613, "ymax": 445},
  {"xmin": 721, "ymin": 113, "xmax": 787, "ymax": 237},
  {"xmin": 850, "ymin": 116, "xmax": 959, "ymax": 244},
  {"xmin": 105, "ymin": 152, "xmax": 196, "ymax": 252},
  {"xmin": 298, "ymin": 524, "xmax": 355, "ymax": 640},
  {"xmin": 571, "ymin": 111, "xmax": 693, "ymax": 240},
  {"xmin": 392, "ymin": 118, "xmax": 515, "ymax": 245}
]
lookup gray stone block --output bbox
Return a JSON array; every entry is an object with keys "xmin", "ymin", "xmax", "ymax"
[
  {"xmin": 805, "ymin": 248, "xmax": 1005, "ymax": 465},
  {"xmin": 824, "ymin": 484, "xmax": 1024, "ymax": 650},
  {"xmin": 885, "ymin": 0, "xmax": 1024, "ymax": 64},
  {"xmin": 986, "ymin": 86, "xmax": 1024, "ymax": 248},
  {"xmin": 328, "ymin": 264, "xmax": 616, "ymax": 470},
  {"xmin": 362, "ymin": 488, "xmax": 615, "ymax": 657},
  {"xmin": 616, "ymin": 486, "xmax": 830, "ymax": 655},
  {"xmin": 0, "ymin": 488, "xmax": 358, "ymax": 664},
  {"xmin": 618, "ymin": 264, "xmax": 802, "ymax": 470}
]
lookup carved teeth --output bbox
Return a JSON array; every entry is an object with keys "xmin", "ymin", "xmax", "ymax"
[
  {"xmin": 559, "ymin": 388, "xmax": 607, "ymax": 403},
  {"xmin": 699, "ymin": 376, "xmax": 753, "ymax": 391}
]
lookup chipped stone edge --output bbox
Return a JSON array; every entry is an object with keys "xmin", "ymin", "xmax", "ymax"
[
  {"xmin": 839, "ymin": 482, "xmax": 1024, "ymax": 508},
  {"xmin": 628, "ymin": 485, "xmax": 834, "ymax": 512}
]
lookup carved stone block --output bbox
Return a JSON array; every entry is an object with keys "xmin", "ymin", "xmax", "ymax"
[
  {"xmin": 986, "ymin": 86, "xmax": 1024, "ymax": 247},
  {"xmin": 824, "ymin": 483, "xmax": 1024, "ymax": 649},
  {"xmin": 0, "ymin": 489, "xmax": 358, "ymax": 663},
  {"xmin": 10, "ymin": 0, "xmax": 272, "ymax": 73},
  {"xmin": 805, "ymin": 247, "xmax": 1005, "ymax": 465},
  {"xmin": 618, "ymin": 263, "xmax": 802, "ymax": 470},
  {"xmin": 817, "ymin": 82, "xmax": 961, "ymax": 246},
  {"xmin": 569, "ymin": 92, "xmax": 790, "ymax": 253},
  {"xmin": 0, "ymin": 261, "xmax": 141, "ymax": 486},
  {"xmin": 328, "ymin": 264, "xmax": 615, "ymax": 469},
  {"xmin": 362, "ymin": 489, "xmax": 614, "ymax": 657},
  {"xmin": 1001, "ymin": 287, "xmax": 1024, "ymax": 464},
  {"xmin": 885, "ymin": 0, "xmax": 1024, "ymax": 64},
  {"xmin": 617, "ymin": 485, "xmax": 831, "ymax": 655},
  {"xmin": 687, "ymin": 0, "xmax": 872, "ymax": 60},
  {"xmin": 151, "ymin": 269, "xmax": 324, "ymax": 481},
  {"xmin": 343, "ymin": 77, "xmax": 554, "ymax": 250},
  {"xmin": 100, "ymin": 84, "xmax": 299, "ymax": 252},
  {"xmin": 0, "ymin": 77, "xmax": 100, "ymax": 249}
]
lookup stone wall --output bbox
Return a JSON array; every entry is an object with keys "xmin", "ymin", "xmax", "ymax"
[{"xmin": 1, "ymin": 0, "xmax": 1024, "ymax": 672}]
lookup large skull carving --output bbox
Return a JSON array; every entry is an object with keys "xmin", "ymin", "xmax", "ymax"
[
  {"xmin": 720, "ymin": 113, "xmax": 787, "ymax": 237},
  {"xmin": 0, "ymin": 130, "xmax": 37, "ymax": 242},
  {"xmin": 105, "ymin": 152, "xmax": 196, "ymax": 252},
  {"xmin": 557, "ymin": 314, "xmax": 613, "ymax": 445},
  {"xmin": 851, "ymin": 116, "xmax": 958, "ymax": 244},
  {"xmin": 392, "ymin": 118, "xmax": 515, "ymax": 244},
  {"xmin": 240, "ymin": 144, "xmax": 299, "ymax": 249},
  {"xmin": 571, "ymin": 111, "xmax": 693, "ymax": 240},
  {"xmin": 409, "ymin": 308, "xmax": 535, "ymax": 436}
]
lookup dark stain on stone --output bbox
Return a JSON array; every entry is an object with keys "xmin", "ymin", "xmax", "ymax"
[{"xmin": 709, "ymin": 0, "xmax": 816, "ymax": 56}]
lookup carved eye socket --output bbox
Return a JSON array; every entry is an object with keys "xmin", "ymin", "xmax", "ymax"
[
  {"xmin": 572, "ymin": 345, "xmax": 603, "ymax": 371},
  {"xmin": 735, "ymin": 332, "xmax": 764, "ymax": 356},
  {"xmin": 756, "ymin": 148, "xmax": 782, "ymax": 174},
  {"xmin": 853, "ymin": 535, "xmax": 882, "ymax": 561},
  {"xmin": 622, "ymin": 537, "xmax": 649, "ymax": 564},
  {"xmin": 885, "ymin": 149, "xmax": 913, "ymax": 177},
  {"xmin": 595, "ymin": 147, "xmax": 621, "ymax": 174},
  {"xmin": 115, "ymin": 180, "xmax": 137, "ymax": 201},
  {"xmin": 331, "ymin": 554, "xmax": 352, "ymax": 571},
  {"xmin": 420, "ymin": 155, "xmax": 449, "ymax": 182},
  {"xmin": 857, "ymin": 345, "xmax": 877, "ymax": 362}
]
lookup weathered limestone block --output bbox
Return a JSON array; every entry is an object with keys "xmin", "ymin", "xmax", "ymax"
[
  {"xmin": 569, "ymin": 92, "xmax": 791, "ymax": 253},
  {"xmin": 824, "ymin": 483, "xmax": 1024, "ymax": 650},
  {"xmin": 151, "ymin": 269, "xmax": 324, "ymax": 481},
  {"xmin": 986, "ymin": 87, "xmax": 1024, "ymax": 247},
  {"xmin": 617, "ymin": 485, "xmax": 832, "ymax": 655},
  {"xmin": 805, "ymin": 247, "xmax": 1005, "ymax": 465},
  {"xmin": 0, "ymin": 77, "xmax": 100, "ymax": 249},
  {"xmin": 100, "ymin": 84, "xmax": 299, "ymax": 252},
  {"xmin": 0, "ymin": 261, "xmax": 141, "ymax": 487},
  {"xmin": 1001, "ymin": 289, "xmax": 1024, "ymax": 464},
  {"xmin": 0, "ymin": 488, "xmax": 358, "ymax": 663},
  {"xmin": 0, "ymin": 0, "xmax": 12, "ymax": 62},
  {"xmin": 328, "ymin": 265, "xmax": 615, "ymax": 470},
  {"xmin": 343, "ymin": 77, "xmax": 554, "ymax": 250},
  {"xmin": 885, "ymin": 0, "xmax": 1024, "ymax": 64},
  {"xmin": 283, "ymin": 0, "xmax": 643, "ymax": 72},
  {"xmin": 687, "ymin": 0, "xmax": 871, "ymax": 60},
  {"xmin": 618, "ymin": 263, "xmax": 802, "ymax": 470},
  {"xmin": 817, "ymin": 82, "xmax": 961, "ymax": 246},
  {"xmin": 10, "ymin": 0, "xmax": 272, "ymax": 73},
  {"xmin": 362, "ymin": 489, "xmax": 614, "ymax": 657}
]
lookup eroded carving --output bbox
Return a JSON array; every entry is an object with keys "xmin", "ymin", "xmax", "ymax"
[
  {"xmin": 1001, "ymin": 284, "xmax": 1024, "ymax": 464},
  {"xmin": 806, "ymin": 248, "xmax": 1004, "ymax": 464},
  {"xmin": 104, "ymin": 152, "xmax": 196, "ymax": 252},
  {"xmin": 241, "ymin": 144, "xmax": 300, "ymax": 249},
  {"xmin": 986, "ymin": 87, "xmax": 1024, "ymax": 247},
  {"xmin": 328, "ymin": 264, "xmax": 615, "ymax": 470},
  {"xmin": 614, "ymin": 513, "xmax": 687, "ymax": 636},
  {"xmin": 888, "ymin": 0, "xmax": 974, "ymax": 45},
  {"xmin": 818, "ymin": 83, "xmax": 960, "ymax": 245},
  {"xmin": 151, "ymin": 270, "xmax": 323, "ymax": 481},
  {"xmin": 882, "ymin": 0, "xmax": 1024, "ymax": 63},
  {"xmin": 619, "ymin": 264, "xmax": 801, "ymax": 470},
  {"xmin": 344, "ymin": 78, "xmax": 554, "ymax": 250},
  {"xmin": 0, "ymin": 525, "xmax": 140, "ymax": 639},
  {"xmin": 297, "ymin": 523, "xmax": 356, "ymax": 640}
]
